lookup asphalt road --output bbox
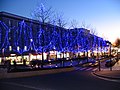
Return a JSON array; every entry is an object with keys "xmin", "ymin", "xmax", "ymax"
[{"xmin": 0, "ymin": 69, "xmax": 120, "ymax": 90}]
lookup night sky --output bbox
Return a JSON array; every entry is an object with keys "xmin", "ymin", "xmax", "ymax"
[{"xmin": 0, "ymin": 0, "xmax": 120, "ymax": 43}]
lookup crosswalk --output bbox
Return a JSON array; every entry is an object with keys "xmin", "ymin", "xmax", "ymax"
[{"xmin": 74, "ymin": 67, "xmax": 98, "ymax": 72}]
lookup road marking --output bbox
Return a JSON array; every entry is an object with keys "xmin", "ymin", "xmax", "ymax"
[
  {"xmin": 74, "ymin": 67, "xmax": 87, "ymax": 71},
  {"xmin": 75, "ymin": 67, "xmax": 95, "ymax": 71},
  {"xmin": 86, "ymin": 68, "xmax": 92, "ymax": 71},
  {"xmin": 79, "ymin": 67, "xmax": 87, "ymax": 71},
  {"xmin": 2, "ymin": 82, "xmax": 53, "ymax": 90},
  {"xmin": 92, "ymin": 68, "xmax": 98, "ymax": 71}
]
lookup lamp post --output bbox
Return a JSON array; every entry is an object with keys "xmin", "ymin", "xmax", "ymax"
[
  {"xmin": 106, "ymin": 41, "xmax": 112, "ymax": 71},
  {"xmin": 117, "ymin": 50, "xmax": 119, "ymax": 61},
  {"xmin": 97, "ymin": 45, "xmax": 101, "ymax": 71},
  {"xmin": 109, "ymin": 43, "xmax": 112, "ymax": 71},
  {"xmin": 2, "ymin": 48, "xmax": 5, "ymax": 64}
]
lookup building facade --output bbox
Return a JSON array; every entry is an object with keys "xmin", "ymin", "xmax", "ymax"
[{"xmin": 0, "ymin": 12, "xmax": 108, "ymax": 64}]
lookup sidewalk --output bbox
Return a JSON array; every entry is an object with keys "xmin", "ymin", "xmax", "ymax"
[
  {"xmin": 93, "ymin": 70, "xmax": 120, "ymax": 79},
  {"xmin": 0, "ymin": 66, "xmax": 74, "ymax": 79},
  {"xmin": 93, "ymin": 60, "xmax": 120, "ymax": 80}
]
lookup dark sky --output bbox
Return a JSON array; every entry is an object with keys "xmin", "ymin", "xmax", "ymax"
[{"xmin": 0, "ymin": 0, "xmax": 120, "ymax": 43}]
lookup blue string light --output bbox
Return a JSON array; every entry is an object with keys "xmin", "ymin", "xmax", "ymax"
[{"xmin": 0, "ymin": 20, "xmax": 108, "ymax": 55}]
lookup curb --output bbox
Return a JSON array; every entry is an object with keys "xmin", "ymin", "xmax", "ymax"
[
  {"xmin": 92, "ymin": 71, "xmax": 120, "ymax": 80},
  {"xmin": 0, "ymin": 67, "xmax": 74, "ymax": 79}
]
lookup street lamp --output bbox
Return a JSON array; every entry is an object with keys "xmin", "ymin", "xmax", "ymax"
[
  {"xmin": 106, "ymin": 41, "xmax": 112, "ymax": 71},
  {"xmin": 109, "ymin": 43, "xmax": 112, "ymax": 71},
  {"xmin": 97, "ymin": 45, "xmax": 101, "ymax": 71}
]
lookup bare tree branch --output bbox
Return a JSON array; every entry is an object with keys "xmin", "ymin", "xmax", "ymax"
[
  {"xmin": 54, "ymin": 13, "xmax": 67, "ymax": 28},
  {"xmin": 70, "ymin": 19, "xmax": 79, "ymax": 29},
  {"xmin": 31, "ymin": 3, "xmax": 54, "ymax": 24},
  {"xmin": 90, "ymin": 27, "xmax": 98, "ymax": 35}
]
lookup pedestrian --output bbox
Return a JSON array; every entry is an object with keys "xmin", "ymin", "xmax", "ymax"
[{"xmin": 13, "ymin": 59, "xmax": 17, "ymax": 69}]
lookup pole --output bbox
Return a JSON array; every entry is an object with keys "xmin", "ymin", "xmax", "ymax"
[
  {"xmin": 41, "ymin": 25, "xmax": 44, "ymax": 69},
  {"xmin": 87, "ymin": 51, "xmax": 88, "ymax": 62},
  {"xmin": 55, "ymin": 51, "xmax": 58, "ymax": 67},
  {"xmin": 110, "ymin": 44, "xmax": 112, "ymax": 71},
  {"xmin": 62, "ymin": 52, "xmax": 65, "ymax": 67},
  {"xmin": 41, "ymin": 47, "xmax": 44, "ymax": 68},
  {"xmin": 98, "ymin": 58, "xmax": 101, "ymax": 71},
  {"xmin": 97, "ymin": 45, "xmax": 101, "ymax": 71},
  {"xmin": 2, "ymin": 48, "xmax": 5, "ymax": 64},
  {"xmin": 117, "ymin": 51, "xmax": 118, "ymax": 61}
]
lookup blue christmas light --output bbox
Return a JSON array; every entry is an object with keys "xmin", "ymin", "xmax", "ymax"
[{"xmin": 0, "ymin": 20, "xmax": 109, "ymax": 56}]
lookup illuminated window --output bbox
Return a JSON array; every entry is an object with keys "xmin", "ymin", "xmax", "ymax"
[
  {"xmin": 17, "ymin": 46, "xmax": 20, "ymax": 51},
  {"xmin": 9, "ymin": 46, "xmax": 12, "ymax": 51},
  {"xmin": 24, "ymin": 46, "xmax": 27, "ymax": 51},
  {"xmin": 9, "ymin": 20, "xmax": 12, "ymax": 27}
]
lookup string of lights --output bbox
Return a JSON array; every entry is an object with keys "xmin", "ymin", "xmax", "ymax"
[{"xmin": 0, "ymin": 20, "xmax": 108, "ymax": 55}]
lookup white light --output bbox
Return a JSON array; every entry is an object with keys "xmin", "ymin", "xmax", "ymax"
[
  {"xmin": 118, "ymin": 49, "xmax": 120, "ymax": 52},
  {"xmin": 53, "ymin": 46, "xmax": 56, "ymax": 50},
  {"xmin": 30, "ymin": 39, "xmax": 33, "ymax": 42},
  {"xmin": 66, "ymin": 52, "xmax": 69, "ymax": 57},
  {"xmin": 50, "ymin": 51, "xmax": 56, "ymax": 55},
  {"xmin": 2, "ymin": 48, "xmax": 4, "ymax": 53},
  {"xmin": 37, "ymin": 55, "xmax": 42, "ymax": 60},
  {"xmin": 24, "ymin": 46, "xmax": 27, "ymax": 51},
  {"xmin": 43, "ymin": 53, "xmax": 47, "ymax": 60},
  {"xmin": 17, "ymin": 46, "xmax": 20, "ymax": 51},
  {"xmin": 30, "ymin": 54, "xmax": 36, "ymax": 60},
  {"xmin": 9, "ymin": 46, "xmax": 12, "ymax": 51},
  {"xmin": 10, "ymin": 54, "xmax": 16, "ymax": 56}
]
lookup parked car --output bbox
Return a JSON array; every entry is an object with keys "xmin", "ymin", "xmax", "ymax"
[{"xmin": 105, "ymin": 58, "xmax": 117, "ymax": 67}]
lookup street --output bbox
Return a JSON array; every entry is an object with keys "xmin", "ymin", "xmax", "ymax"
[{"xmin": 0, "ymin": 69, "xmax": 120, "ymax": 90}]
